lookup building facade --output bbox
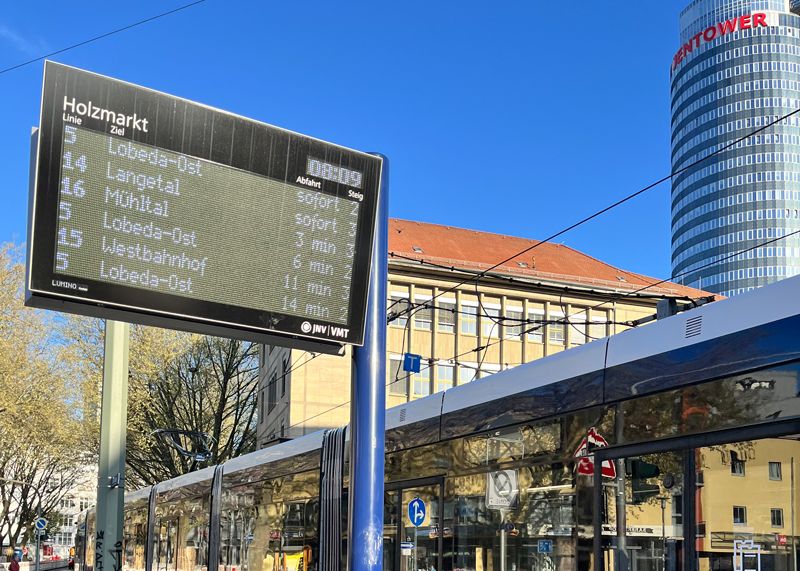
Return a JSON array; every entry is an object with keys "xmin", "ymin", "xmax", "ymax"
[
  {"xmin": 51, "ymin": 466, "xmax": 96, "ymax": 558},
  {"xmin": 671, "ymin": 0, "xmax": 800, "ymax": 297},
  {"xmin": 256, "ymin": 219, "xmax": 709, "ymax": 448}
]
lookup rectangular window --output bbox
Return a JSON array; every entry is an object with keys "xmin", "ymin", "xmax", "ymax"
[
  {"xmin": 389, "ymin": 295, "xmax": 411, "ymax": 328},
  {"xmin": 769, "ymin": 461, "xmax": 782, "ymax": 480},
  {"xmin": 505, "ymin": 308, "xmax": 523, "ymax": 338},
  {"xmin": 438, "ymin": 301, "xmax": 455, "ymax": 333},
  {"xmin": 771, "ymin": 508, "xmax": 784, "ymax": 527},
  {"xmin": 436, "ymin": 364, "xmax": 454, "ymax": 393},
  {"xmin": 733, "ymin": 506, "xmax": 747, "ymax": 525},
  {"xmin": 481, "ymin": 307, "xmax": 500, "ymax": 338},
  {"xmin": 388, "ymin": 358, "xmax": 408, "ymax": 396},
  {"xmin": 527, "ymin": 310, "xmax": 544, "ymax": 342},
  {"xmin": 548, "ymin": 314, "xmax": 565, "ymax": 345},
  {"xmin": 589, "ymin": 319, "xmax": 607, "ymax": 340},
  {"xmin": 413, "ymin": 301, "xmax": 432, "ymax": 330},
  {"xmin": 267, "ymin": 373, "xmax": 277, "ymax": 412},
  {"xmin": 281, "ymin": 356, "xmax": 289, "ymax": 397},
  {"xmin": 461, "ymin": 305, "xmax": 477, "ymax": 335},
  {"xmin": 730, "ymin": 451, "xmax": 745, "ymax": 476},
  {"xmin": 459, "ymin": 365, "xmax": 477, "ymax": 385},
  {"xmin": 412, "ymin": 368, "xmax": 431, "ymax": 397},
  {"xmin": 570, "ymin": 315, "xmax": 587, "ymax": 346}
]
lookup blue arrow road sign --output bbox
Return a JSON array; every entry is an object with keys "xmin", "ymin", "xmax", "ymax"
[
  {"xmin": 403, "ymin": 353, "xmax": 422, "ymax": 373},
  {"xmin": 408, "ymin": 497, "xmax": 426, "ymax": 527}
]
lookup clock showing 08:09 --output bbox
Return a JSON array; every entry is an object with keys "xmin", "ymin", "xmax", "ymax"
[{"xmin": 307, "ymin": 158, "xmax": 363, "ymax": 189}]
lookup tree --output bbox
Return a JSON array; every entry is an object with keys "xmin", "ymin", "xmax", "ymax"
[
  {"xmin": 0, "ymin": 245, "xmax": 86, "ymax": 549},
  {"xmin": 125, "ymin": 335, "xmax": 259, "ymax": 486},
  {"xmin": 61, "ymin": 307, "xmax": 260, "ymax": 488}
]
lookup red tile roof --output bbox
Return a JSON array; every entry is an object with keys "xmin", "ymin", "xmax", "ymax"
[{"xmin": 388, "ymin": 219, "xmax": 713, "ymax": 299}]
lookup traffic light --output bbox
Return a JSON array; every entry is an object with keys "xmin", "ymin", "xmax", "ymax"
[{"xmin": 628, "ymin": 459, "xmax": 661, "ymax": 504}]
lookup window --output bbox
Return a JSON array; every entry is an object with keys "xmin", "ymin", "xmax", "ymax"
[
  {"xmin": 570, "ymin": 318, "xmax": 586, "ymax": 346},
  {"xmin": 769, "ymin": 461, "xmax": 782, "ymax": 480},
  {"xmin": 388, "ymin": 358, "xmax": 408, "ymax": 396},
  {"xmin": 438, "ymin": 302, "xmax": 455, "ymax": 333},
  {"xmin": 671, "ymin": 494, "xmax": 683, "ymax": 525},
  {"xmin": 59, "ymin": 498, "xmax": 74, "ymax": 510},
  {"xmin": 413, "ymin": 368, "xmax": 431, "ymax": 397},
  {"xmin": 771, "ymin": 508, "xmax": 784, "ymax": 527},
  {"xmin": 461, "ymin": 305, "xmax": 478, "ymax": 335},
  {"xmin": 459, "ymin": 365, "xmax": 477, "ymax": 385},
  {"xmin": 389, "ymin": 295, "xmax": 411, "ymax": 328},
  {"xmin": 481, "ymin": 307, "xmax": 500, "ymax": 338},
  {"xmin": 589, "ymin": 319, "xmax": 607, "ymax": 340},
  {"xmin": 548, "ymin": 314, "xmax": 565, "ymax": 345},
  {"xmin": 267, "ymin": 373, "xmax": 277, "ymax": 412},
  {"xmin": 733, "ymin": 506, "xmax": 747, "ymax": 525},
  {"xmin": 730, "ymin": 451, "xmax": 745, "ymax": 475},
  {"xmin": 79, "ymin": 499, "xmax": 92, "ymax": 511},
  {"xmin": 281, "ymin": 356, "xmax": 289, "ymax": 398},
  {"xmin": 436, "ymin": 364, "xmax": 454, "ymax": 393},
  {"xmin": 505, "ymin": 308, "xmax": 523, "ymax": 338},
  {"xmin": 413, "ymin": 299, "xmax": 432, "ymax": 330},
  {"xmin": 527, "ymin": 311, "xmax": 544, "ymax": 342}
]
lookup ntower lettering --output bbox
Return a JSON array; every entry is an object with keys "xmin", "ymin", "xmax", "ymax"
[{"xmin": 671, "ymin": 12, "xmax": 768, "ymax": 72}]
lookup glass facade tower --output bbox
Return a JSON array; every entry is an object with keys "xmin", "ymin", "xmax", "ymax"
[{"xmin": 671, "ymin": 0, "xmax": 800, "ymax": 296}]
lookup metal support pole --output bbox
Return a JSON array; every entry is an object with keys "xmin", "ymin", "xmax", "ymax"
[
  {"xmin": 95, "ymin": 320, "xmax": 130, "ymax": 571},
  {"xmin": 348, "ymin": 156, "xmax": 388, "ymax": 571},
  {"xmin": 34, "ymin": 507, "xmax": 40, "ymax": 571}
]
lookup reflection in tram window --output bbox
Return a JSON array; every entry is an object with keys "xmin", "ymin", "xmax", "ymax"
[
  {"xmin": 152, "ymin": 479, "xmax": 212, "ymax": 571},
  {"xmin": 123, "ymin": 501, "xmax": 148, "ymax": 571},
  {"xmin": 694, "ymin": 436, "xmax": 799, "ymax": 571},
  {"xmin": 220, "ymin": 470, "xmax": 319, "ymax": 571}
]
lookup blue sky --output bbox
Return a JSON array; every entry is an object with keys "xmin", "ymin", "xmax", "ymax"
[{"xmin": 0, "ymin": 1, "xmax": 688, "ymax": 280}]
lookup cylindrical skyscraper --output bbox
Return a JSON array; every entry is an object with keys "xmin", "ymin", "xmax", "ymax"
[{"xmin": 671, "ymin": 0, "xmax": 800, "ymax": 296}]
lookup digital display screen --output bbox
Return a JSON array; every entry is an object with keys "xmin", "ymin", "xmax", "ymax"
[{"xmin": 27, "ymin": 62, "xmax": 382, "ymax": 349}]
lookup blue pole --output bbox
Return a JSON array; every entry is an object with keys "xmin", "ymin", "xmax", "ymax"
[{"xmin": 348, "ymin": 155, "xmax": 388, "ymax": 571}]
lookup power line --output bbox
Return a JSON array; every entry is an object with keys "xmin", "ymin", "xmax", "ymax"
[
  {"xmin": 285, "ymin": 228, "xmax": 800, "ymax": 432},
  {"xmin": 389, "ymin": 106, "xmax": 800, "ymax": 324},
  {"xmin": 0, "ymin": 0, "xmax": 208, "ymax": 76}
]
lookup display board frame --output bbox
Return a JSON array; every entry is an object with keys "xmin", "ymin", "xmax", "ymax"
[{"xmin": 26, "ymin": 62, "xmax": 382, "ymax": 352}]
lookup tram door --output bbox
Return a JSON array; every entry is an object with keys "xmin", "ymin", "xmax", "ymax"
[{"xmin": 384, "ymin": 480, "xmax": 444, "ymax": 571}]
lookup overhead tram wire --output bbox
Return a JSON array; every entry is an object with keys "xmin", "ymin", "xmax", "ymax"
[
  {"xmin": 388, "ymin": 106, "xmax": 800, "ymax": 326},
  {"xmin": 286, "ymin": 227, "xmax": 800, "ymax": 432},
  {"xmin": 0, "ymin": 0, "xmax": 208, "ymax": 76}
]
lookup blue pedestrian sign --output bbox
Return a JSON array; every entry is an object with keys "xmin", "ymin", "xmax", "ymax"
[
  {"xmin": 408, "ymin": 497, "xmax": 426, "ymax": 527},
  {"xmin": 34, "ymin": 517, "xmax": 47, "ymax": 531},
  {"xmin": 537, "ymin": 539, "xmax": 553, "ymax": 554},
  {"xmin": 403, "ymin": 353, "xmax": 422, "ymax": 374}
]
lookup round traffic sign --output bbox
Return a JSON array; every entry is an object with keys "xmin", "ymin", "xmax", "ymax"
[
  {"xmin": 407, "ymin": 497, "xmax": 426, "ymax": 527},
  {"xmin": 34, "ymin": 518, "xmax": 47, "ymax": 531}
]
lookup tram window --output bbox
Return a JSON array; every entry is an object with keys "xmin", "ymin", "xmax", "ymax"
[
  {"xmin": 619, "ymin": 360, "xmax": 800, "ymax": 445},
  {"xmin": 220, "ymin": 472, "xmax": 319, "ymax": 571},
  {"xmin": 695, "ymin": 435, "xmax": 799, "ymax": 570}
]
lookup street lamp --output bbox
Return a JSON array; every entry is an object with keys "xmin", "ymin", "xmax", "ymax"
[{"xmin": 0, "ymin": 477, "xmax": 45, "ymax": 571}]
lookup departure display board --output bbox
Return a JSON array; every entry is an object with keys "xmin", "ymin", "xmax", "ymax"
[{"xmin": 26, "ymin": 62, "xmax": 382, "ymax": 350}]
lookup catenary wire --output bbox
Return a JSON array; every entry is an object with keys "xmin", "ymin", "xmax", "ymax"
[
  {"xmin": 286, "ymin": 227, "xmax": 800, "ymax": 431},
  {"xmin": 0, "ymin": 0, "xmax": 208, "ymax": 76},
  {"xmin": 388, "ymin": 106, "xmax": 800, "ymax": 325}
]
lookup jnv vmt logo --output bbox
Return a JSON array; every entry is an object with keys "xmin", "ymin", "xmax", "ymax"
[{"xmin": 408, "ymin": 498, "xmax": 426, "ymax": 527}]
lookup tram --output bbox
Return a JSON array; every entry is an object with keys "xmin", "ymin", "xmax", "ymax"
[{"xmin": 76, "ymin": 276, "xmax": 800, "ymax": 571}]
